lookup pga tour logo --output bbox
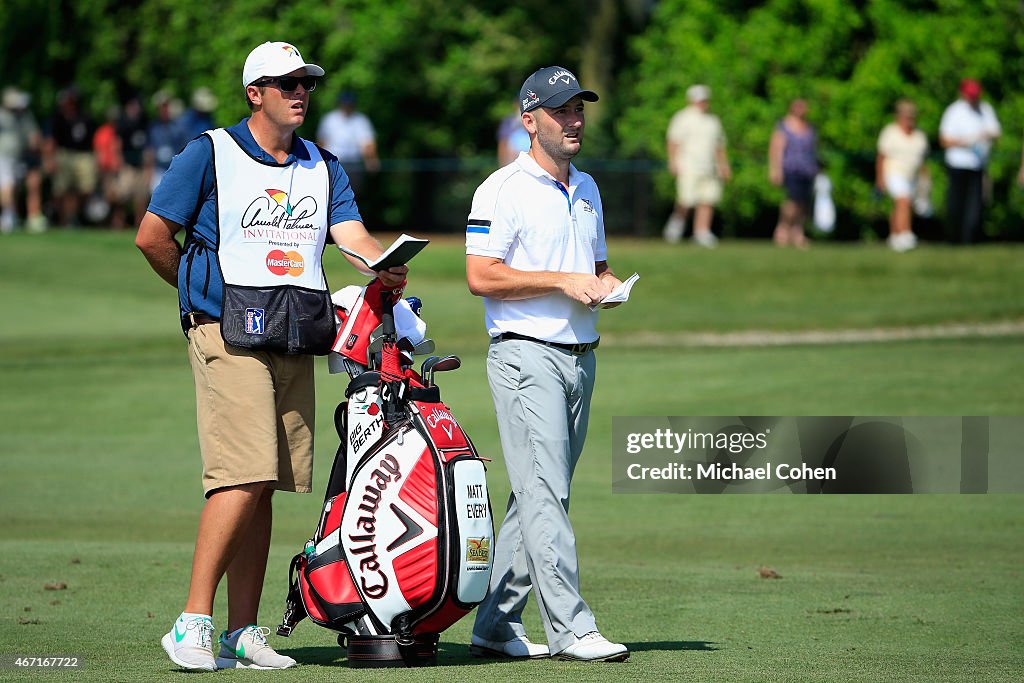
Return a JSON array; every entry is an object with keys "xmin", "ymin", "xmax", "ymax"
[{"xmin": 245, "ymin": 308, "xmax": 265, "ymax": 335}]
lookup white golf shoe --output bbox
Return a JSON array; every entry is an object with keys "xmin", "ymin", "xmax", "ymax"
[
  {"xmin": 555, "ymin": 631, "xmax": 629, "ymax": 662},
  {"xmin": 215, "ymin": 625, "xmax": 297, "ymax": 669},
  {"xmin": 470, "ymin": 633, "xmax": 549, "ymax": 659},
  {"xmin": 161, "ymin": 614, "xmax": 216, "ymax": 671}
]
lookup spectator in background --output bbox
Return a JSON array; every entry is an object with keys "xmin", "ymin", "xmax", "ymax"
[
  {"xmin": 180, "ymin": 86, "xmax": 218, "ymax": 140},
  {"xmin": 316, "ymin": 91, "xmax": 379, "ymax": 195},
  {"xmin": 1018, "ymin": 140, "xmax": 1024, "ymax": 187},
  {"xmin": 939, "ymin": 78, "xmax": 1000, "ymax": 244},
  {"xmin": 147, "ymin": 91, "xmax": 190, "ymax": 192},
  {"xmin": 662, "ymin": 84, "xmax": 731, "ymax": 248},
  {"xmin": 497, "ymin": 106, "xmax": 531, "ymax": 166},
  {"xmin": 769, "ymin": 98, "xmax": 817, "ymax": 248},
  {"xmin": 45, "ymin": 86, "xmax": 97, "ymax": 227},
  {"xmin": 115, "ymin": 95, "xmax": 150, "ymax": 230},
  {"xmin": 0, "ymin": 87, "xmax": 24, "ymax": 232},
  {"xmin": 876, "ymin": 99, "xmax": 929, "ymax": 252},
  {"xmin": 1015, "ymin": 139, "xmax": 1024, "ymax": 187},
  {"xmin": 0, "ymin": 87, "xmax": 44, "ymax": 233},
  {"xmin": 93, "ymin": 105, "xmax": 122, "ymax": 229}
]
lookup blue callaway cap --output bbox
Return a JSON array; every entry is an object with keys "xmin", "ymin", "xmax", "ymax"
[{"xmin": 519, "ymin": 66, "xmax": 599, "ymax": 113}]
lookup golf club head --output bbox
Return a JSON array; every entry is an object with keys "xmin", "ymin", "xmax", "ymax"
[
  {"xmin": 412, "ymin": 338, "xmax": 435, "ymax": 356},
  {"xmin": 432, "ymin": 355, "xmax": 462, "ymax": 373},
  {"xmin": 365, "ymin": 326, "xmax": 386, "ymax": 369},
  {"xmin": 366, "ymin": 325, "xmax": 385, "ymax": 355},
  {"xmin": 420, "ymin": 355, "xmax": 442, "ymax": 385},
  {"xmin": 429, "ymin": 354, "xmax": 461, "ymax": 387},
  {"xmin": 398, "ymin": 336, "xmax": 435, "ymax": 357}
]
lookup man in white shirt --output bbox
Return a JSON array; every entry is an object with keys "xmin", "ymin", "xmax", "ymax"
[
  {"xmin": 464, "ymin": 66, "xmax": 628, "ymax": 663},
  {"xmin": 316, "ymin": 91, "xmax": 379, "ymax": 195},
  {"xmin": 662, "ymin": 84, "xmax": 731, "ymax": 247},
  {"xmin": 939, "ymin": 78, "xmax": 1001, "ymax": 243}
]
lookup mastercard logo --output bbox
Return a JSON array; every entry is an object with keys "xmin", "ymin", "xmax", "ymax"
[{"xmin": 266, "ymin": 249, "xmax": 305, "ymax": 276}]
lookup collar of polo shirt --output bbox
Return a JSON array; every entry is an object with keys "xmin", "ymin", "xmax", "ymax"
[{"xmin": 514, "ymin": 151, "xmax": 582, "ymax": 187}]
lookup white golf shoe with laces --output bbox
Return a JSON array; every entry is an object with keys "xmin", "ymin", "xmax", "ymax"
[
  {"xmin": 161, "ymin": 614, "xmax": 216, "ymax": 671},
  {"xmin": 215, "ymin": 625, "xmax": 297, "ymax": 669}
]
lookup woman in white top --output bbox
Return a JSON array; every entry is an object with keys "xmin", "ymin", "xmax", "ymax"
[{"xmin": 876, "ymin": 99, "xmax": 929, "ymax": 251}]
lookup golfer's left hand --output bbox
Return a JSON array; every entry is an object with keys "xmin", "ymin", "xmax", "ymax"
[
  {"xmin": 599, "ymin": 275, "xmax": 623, "ymax": 309},
  {"xmin": 378, "ymin": 265, "xmax": 408, "ymax": 288}
]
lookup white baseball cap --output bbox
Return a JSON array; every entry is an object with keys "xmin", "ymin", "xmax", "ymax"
[
  {"xmin": 242, "ymin": 41, "xmax": 325, "ymax": 87},
  {"xmin": 687, "ymin": 84, "xmax": 711, "ymax": 103}
]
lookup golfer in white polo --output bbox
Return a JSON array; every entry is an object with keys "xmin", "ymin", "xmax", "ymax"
[{"xmin": 464, "ymin": 66, "xmax": 629, "ymax": 663}]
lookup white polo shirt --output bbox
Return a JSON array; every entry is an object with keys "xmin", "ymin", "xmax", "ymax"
[
  {"xmin": 939, "ymin": 99, "xmax": 1001, "ymax": 170},
  {"xmin": 466, "ymin": 152, "xmax": 607, "ymax": 344}
]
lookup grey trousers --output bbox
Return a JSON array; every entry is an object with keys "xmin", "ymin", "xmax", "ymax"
[{"xmin": 472, "ymin": 337, "xmax": 598, "ymax": 653}]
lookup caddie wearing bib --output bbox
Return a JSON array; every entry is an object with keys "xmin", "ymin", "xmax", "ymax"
[
  {"xmin": 135, "ymin": 40, "xmax": 407, "ymax": 671},
  {"xmin": 465, "ymin": 66, "xmax": 629, "ymax": 663}
]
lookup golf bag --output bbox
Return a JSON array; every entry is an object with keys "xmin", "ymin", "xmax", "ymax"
[{"xmin": 278, "ymin": 279, "xmax": 494, "ymax": 668}]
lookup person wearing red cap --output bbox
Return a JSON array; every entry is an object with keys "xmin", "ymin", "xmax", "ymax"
[{"xmin": 939, "ymin": 78, "xmax": 1001, "ymax": 243}]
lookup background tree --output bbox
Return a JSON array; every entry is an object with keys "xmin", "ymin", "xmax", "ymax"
[
  {"xmin": 2, "ymin": 0, "xmax": 1020, "ymax": 236},
  {"xmin": 619, "ymin": 0, "xmax": 1024, "ymax": 239}
]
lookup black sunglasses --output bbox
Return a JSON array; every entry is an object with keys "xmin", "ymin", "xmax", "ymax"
[{"xmin": 253, "ymin": 75, "xmax": 319, "ymax": 92}]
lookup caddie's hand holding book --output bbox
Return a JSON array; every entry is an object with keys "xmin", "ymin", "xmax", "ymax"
[
  {"xmin": 339, "ymin": 233, "xmax": 429, "ymax": 271},
  {"xmin": 590, "ymin": 272, "xmax": 639, "ymax": 310}
]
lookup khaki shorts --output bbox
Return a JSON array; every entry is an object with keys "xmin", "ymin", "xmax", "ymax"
[
  {"xmin": 53, "ymin": 150, "xmax": 98, "ymax": 195},
  {"xmin": 188, "ymin": 323, "xmax": 315, "ymax": 497},
  {"xmin": 115, "ymin": 165, "xmax": 150, "ymax": 204},
  {"xmin": 676, "ymin": 170, "xmax": 722, "ymax": 208}
]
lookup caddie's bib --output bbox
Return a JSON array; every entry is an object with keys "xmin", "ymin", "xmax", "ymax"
[{"xmin": 208, "ymin": 128, "xmax": 336, "ymax": 354}]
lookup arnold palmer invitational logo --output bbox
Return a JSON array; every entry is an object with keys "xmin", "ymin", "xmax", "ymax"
[{"xmin": 241, "ymin": 188, "xmax": 320, "ymax": 244}]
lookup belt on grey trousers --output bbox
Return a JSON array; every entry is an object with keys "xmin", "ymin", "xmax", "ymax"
[{"xmin": 493, "ymin": 331, "xmax": 599, "ymax": 355}]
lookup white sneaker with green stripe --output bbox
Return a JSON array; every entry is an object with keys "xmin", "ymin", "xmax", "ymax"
[
  {"xmin": 161, "ymin": 613, "xmax": 216, "ymax": 671},
  {"xmin": 216, "ymin": 625, "xmax": 297, "ymax": 669}
]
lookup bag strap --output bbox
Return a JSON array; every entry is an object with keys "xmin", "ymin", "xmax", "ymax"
[{"xmin": 276, "ymin": 553, "xmax": 308, "ymax": 637}]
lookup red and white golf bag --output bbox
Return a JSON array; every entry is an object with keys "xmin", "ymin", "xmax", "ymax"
[{"xmin": 278, "ymin": 279, "xmax": 494, "ymax": 667}]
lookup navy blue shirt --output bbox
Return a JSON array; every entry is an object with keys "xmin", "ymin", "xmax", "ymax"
[{"xmin": 147, "ymin": 118, "xmax": 362, "ymax": 331}]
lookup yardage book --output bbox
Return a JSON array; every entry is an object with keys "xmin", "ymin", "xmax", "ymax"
[
  {"xmin": 592, "ymin": 272, "xmax": 639, "ymax": 310},
  {"xmin": 338, "ymin": 233, "xmax": 429, "ymax": 271}
]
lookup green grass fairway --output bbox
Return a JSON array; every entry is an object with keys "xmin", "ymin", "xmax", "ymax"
[{"xmin": 1, "ymin": 232, "xmax": 1022, "ymax": 681}]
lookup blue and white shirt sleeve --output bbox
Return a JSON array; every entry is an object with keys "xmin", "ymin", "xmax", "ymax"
[
  {"xmin": 466, "ymin": 175, "xmax": 516, "ymax": 260},
  {"xmin": 593, "ymin": 184, "xmax": 608, "ymax": 263}
]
